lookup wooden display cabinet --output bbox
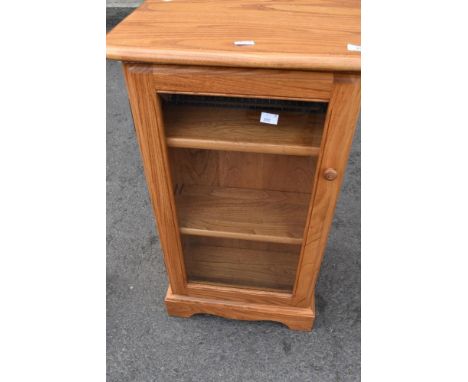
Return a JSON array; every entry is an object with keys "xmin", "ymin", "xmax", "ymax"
[{"xmin": 107, "ymin": 0, "xmax": 360, "ymax": 331}]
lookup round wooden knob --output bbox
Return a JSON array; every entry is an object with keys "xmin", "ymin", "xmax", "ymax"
[{"xmin": 324, "ymin": 168, "xmax": 338, "ymax": 181}]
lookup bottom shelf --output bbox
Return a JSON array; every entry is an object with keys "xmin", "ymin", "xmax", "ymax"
[{"xmin": 182, "ymin": 237, "xmax": 301, "ymax": 292}]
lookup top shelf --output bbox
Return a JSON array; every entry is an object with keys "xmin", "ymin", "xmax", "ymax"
[{"xmin": 164, "ymin": 103, "xmax": 326, "ymax": 156}]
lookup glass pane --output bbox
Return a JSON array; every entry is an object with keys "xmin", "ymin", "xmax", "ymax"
[{"xmin": 161, "ymin": 94, "xmax": 327, "ymax": 292}]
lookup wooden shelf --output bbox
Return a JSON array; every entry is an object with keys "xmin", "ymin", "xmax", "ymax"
[
  {"xmin": 175, "ymin": 185, "xmax": 309, "ymax": 244},
  {"xmin": 165, "ymin": 104, "xmax": 325, "ymax": 156},
  {"xmin": 183, "ymin": 243, "xmax": 300, "ymax": 292}
]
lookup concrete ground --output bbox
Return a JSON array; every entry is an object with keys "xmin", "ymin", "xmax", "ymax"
[{"xmin": 107, "ymin": 8, "xmax": 360, "ymax": 382}]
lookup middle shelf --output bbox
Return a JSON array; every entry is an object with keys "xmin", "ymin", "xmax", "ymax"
[{"xmin": 175, "ymin": 184, "xmax": 310, "ymax": 245}]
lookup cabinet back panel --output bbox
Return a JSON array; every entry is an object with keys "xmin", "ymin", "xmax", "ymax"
[
  {"xmin": 169, "ymin": 148, "xmax": 316, "ymax": 194},
  {"xmin": 182, "ymin": 235, "xmax": 301, "ymax": 292}
]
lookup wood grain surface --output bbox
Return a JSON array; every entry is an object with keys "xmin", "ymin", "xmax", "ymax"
[
  {"xmin": 119, "ymin": 62, "xmax": 360, "ymax": 331},
  {"xmin": 152, "ymin": 65, "xmax": 334, "ymax": 101},
  {"xmin": 186, "ymin": 282, "xmax": 294, "ymax": 306},
  {"xmin": 106, "ymin": 0, "xmax": 361, "ymax": 72},
  {"xmin": 169, "ymin": 149, "xmax": 317, "ymax": 194},
  {"xmin": 183, "ymin": 241, "xmax": 299, "ymax": 291},
  {"xmin": 164, "ymin": 104, "xmax": 325, "ymax": 156},
  {"xmin": 184, "ymin": 237, "xmax": 300, "ymax": 305},
  {"xmin": 123, "ymin": 64, "xmax": 188, "ymax": 294},
  {"xmin": 175, "ymin": 185, "xmax": 310, "ymax": 244},
  {"xmin": 292, "ymin": 74, "xmax": 361, "ymax": 307},
  {"xmin": 165, "ymin": 287, "xmax": 315, "ymax": 331}
]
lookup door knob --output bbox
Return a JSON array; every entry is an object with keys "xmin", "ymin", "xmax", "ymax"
[{"xmin": 324, "ymin": 168, "xmax": 338, "ymax": 181}]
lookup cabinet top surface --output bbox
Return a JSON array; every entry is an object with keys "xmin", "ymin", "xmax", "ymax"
[{"xmin": 106, "ymin": 0, "xmax": 360, "ymax": 72}]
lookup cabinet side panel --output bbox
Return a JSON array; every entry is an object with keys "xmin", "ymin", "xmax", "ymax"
[
  {"xmin": 293, "ymin": 74, "xmax": 361, "ymax": 307},
  {"xmin": 123, "ymin": 63, "xmax": 187, "ymax": 294}
]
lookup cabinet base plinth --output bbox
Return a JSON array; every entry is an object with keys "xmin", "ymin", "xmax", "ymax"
[{"xmin": 165, "ymin": 287, "xmax": 315, "ymax": 331}]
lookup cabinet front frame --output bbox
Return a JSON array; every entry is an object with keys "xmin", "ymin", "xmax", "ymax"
[{"xmin": 123, "ymin": 63, "xmax": 360, "ymax": 309}]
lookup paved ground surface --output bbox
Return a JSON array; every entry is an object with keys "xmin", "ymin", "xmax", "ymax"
[
  {"xmin": 107, "ymin": 9, "xmax": 360, "ymax": 382},
  {"xmin": 107, "ymin": 0, "xmax": 143, "ymax": 7}
]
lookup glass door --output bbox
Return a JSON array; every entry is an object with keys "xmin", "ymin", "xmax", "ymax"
[{"xmin": 161, "ymin": 94, "xmax": 327, "ymax": 293}]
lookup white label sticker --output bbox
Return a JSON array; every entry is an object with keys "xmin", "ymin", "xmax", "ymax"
[
  {"xmin": 234, "ymin": 40, "xmax": 255, "ymax": 46},
  {"xmin": 260, "ymin": 112, "xmax": 279, "ymax": 125},
  {"xmin": 347, "ymin": 43, "xmax": 361, "ymax": 52}
]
